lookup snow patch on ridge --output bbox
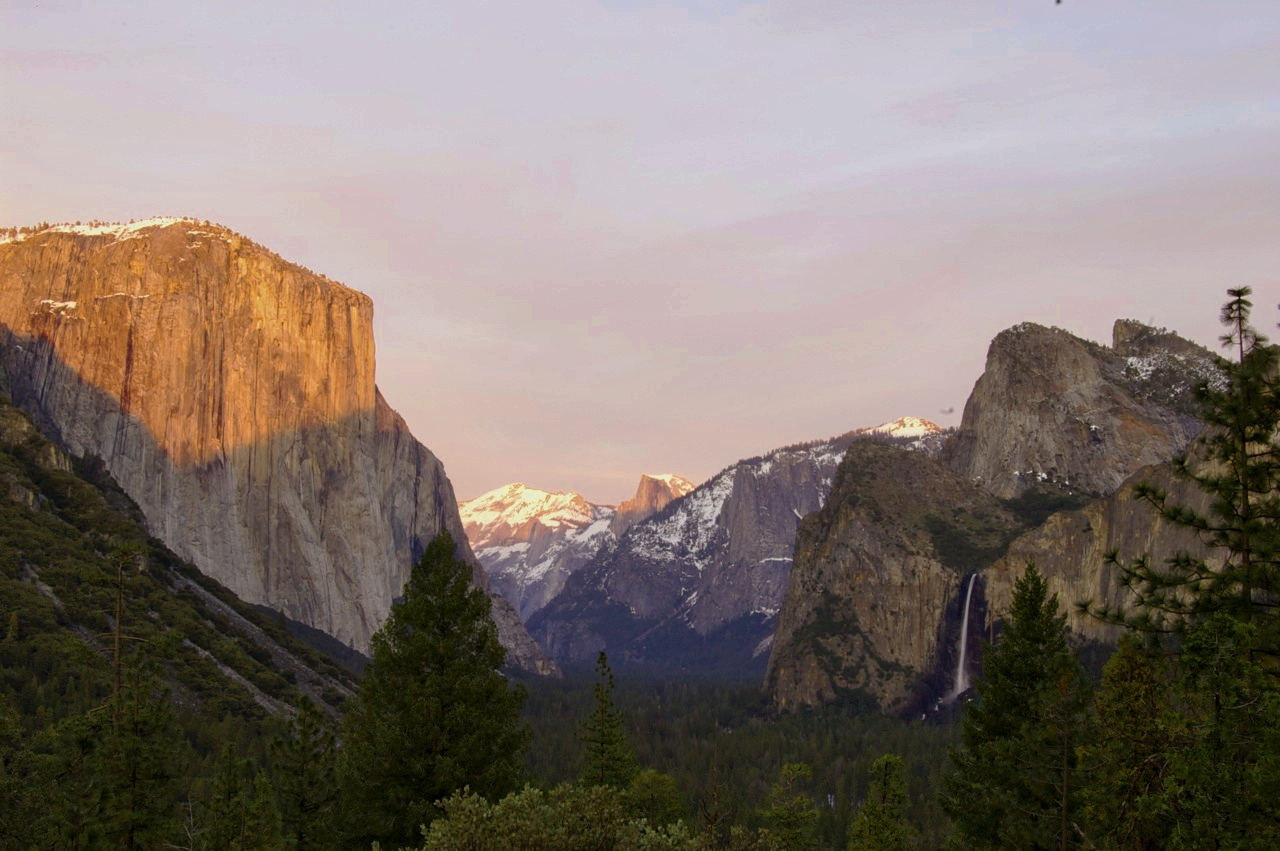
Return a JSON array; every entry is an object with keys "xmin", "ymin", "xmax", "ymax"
[
  {"xmin": 1123, "ymin": 352, "xmax": 1226, "ymax": 394},
  {"xmin": 865, "ymin": 416, "xmax": 943, "ymax": 439},
  {"xmin": 2, "ymin": 217, "xmax": 206, "ymax": 246}
]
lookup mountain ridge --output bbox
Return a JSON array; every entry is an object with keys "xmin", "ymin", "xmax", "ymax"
[
  {"xmin": 764, "ymin": 319, "xmax": 1218, "ymax": 711},
  {"xmin": 527, "ymin": 417, "xmax": 946, "ymax": 677}
]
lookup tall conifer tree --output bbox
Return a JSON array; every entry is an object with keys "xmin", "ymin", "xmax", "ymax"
[
  {"xmin": 847, "ymin": 754, "xmax": 913, "ymax": 851},
  {"xmin": 270, "ymin": 697, "xmax": 338, "ymax": 851},
  {"xmin": 943, "ymin": 564, "xmax": 1090, "ymax": 850},
  {"xmin": 1078, "ymin": 635, "xmax": 1174, "ymax": 850},
  {"xmin": 97, "ymin": 657, "xmax": 183, "ymax": 849},
  {"xmin": 580, "ymin": 651, "xmax": 636, "ymax": 789},
  {"xmin": 1076, "ymin": 289, "xmax": 1280, "ymax": 849},
  {"xmin": 1092, "ymin": 286, "xmax": 1280, "ymax": 653},
  {"xmin": 339, "ymin": 531, "xmax": 528, "ymax": 848}
]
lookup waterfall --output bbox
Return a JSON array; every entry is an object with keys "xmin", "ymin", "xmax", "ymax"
[{"xmin": 947, "ymin": 573, "xmax": 978, "ymax": 701}]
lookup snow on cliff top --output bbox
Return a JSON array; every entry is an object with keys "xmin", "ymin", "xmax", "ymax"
[
  {"xmin": 1, "ymin": 218, "xmax": 202, "ymax": 245},
  {"xmin": 641, "ymin": 473, "xmax": 696, "ymax": 495},
  {"xmin": 53, "ymin": 217, "xmax": 197, "ymax": 238}
]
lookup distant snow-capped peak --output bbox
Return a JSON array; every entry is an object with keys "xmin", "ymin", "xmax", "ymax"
[
  {"xmin": 863, "ymin": 416, "xmax": 944, "ymax": 439},
  {"xmin": 458, "ymin": 483, "xmax": 605, "ymax": 549}
]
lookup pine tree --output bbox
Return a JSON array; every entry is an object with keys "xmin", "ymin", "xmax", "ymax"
[
  {"xmin": 758, "ymin": 762, "xmax": 819, "ymax": 851},
  {"xmin": 36, "ymin": 713, "xmax": 104, "ymax": 850},
  {"xmin": 580, "ymin": 651, "xmax": 637, "ymax": 789},
  {"xmin": 623, "ymin": 768, "xmax": 686, "ymax": 828},
  {"xmin": 1160, "ymin": 614, "xmax": 1280, "ymax": 849},
  {"xmin": 943, "ymin": 564, "xmax": 1091, "ymax": 850},
  {"xmin": 0, "ymin": 695, "xmax": 43, "ymax": 848},
  {"xmin": 1078, "ymin": 289, "xmax": 1280, "ymax": 845},
  {"xmin": 97, "ymin": 657, "xmax": 183, "ymax": 849},
  {"xmin": 846, "ymin": 754, "xmax": 913, "ymax": 851},
  {"xmin": 1078, "ymin": 635, "xmax": 1174, "ymax": 850},
  {"xmin": 204, "ymin": 744, "xmax": 284, "ymax": 850},
  {"xmin": 270, "ymin": 697, "xmax": 338, "ymax": 851},
  {"xmin": 1092, "ymin": 287, "xmax": 1280, "ymax": 653},
  {"xmin": 339, "ymin": 530, "xmax": 529, "ymax": 848}
]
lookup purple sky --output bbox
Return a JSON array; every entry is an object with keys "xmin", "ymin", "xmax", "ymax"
[{"xmin": 3, "ymin": 1, "xmax": 1278, "ymax": 504}]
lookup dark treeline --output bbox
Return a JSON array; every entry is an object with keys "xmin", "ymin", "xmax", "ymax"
[{"xmin": 521, "ymin": 672, "xmax": 957, "ymax": 848}]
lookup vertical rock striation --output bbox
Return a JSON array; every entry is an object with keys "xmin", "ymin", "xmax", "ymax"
[
  {"xmin": 0, "ymin": 220, "xmax": 553, "ymax": 673},
  {"xmin": 983, "ymin": 457, "xmax": 1215, "ymax": 644}
]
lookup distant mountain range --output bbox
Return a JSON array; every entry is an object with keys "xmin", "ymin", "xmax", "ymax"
[
  {"xmin": 459, "ymin": 474, "xmax": 694, "ymax": 620},
  {"xmin": 507, "ymin": 418, "xmax": 948, "ymax": 678}
]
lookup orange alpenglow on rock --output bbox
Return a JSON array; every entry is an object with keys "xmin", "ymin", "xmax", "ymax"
[{"xmin": 0, "ymin": 220, "xmax": 554, "ymax": 674}]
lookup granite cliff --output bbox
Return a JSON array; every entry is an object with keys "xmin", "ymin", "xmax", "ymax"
[
  {"xmin": 0, "ymin": 219, "xmax": 553, "ymax": 673},
  {"xmin": 764, "ymin": 441, "xmax": 1021, "ymax": 713},
  {"xmin": 983, "ymin": 455, "xmax": 1215, "ymax": 644},
  {"xmin": 610, "ymin": 473, "xmax": 696, "ymax": 536},
  {"xmin": 940, "ymin": 322, "xmax": 1213, "ymax": 499},
  {"xmin": 767, "ymin": 321, "xmax": 1218, "ymax": 711}
]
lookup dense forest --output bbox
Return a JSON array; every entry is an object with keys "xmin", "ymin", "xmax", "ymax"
[{"xmin": 3, "ymin": 289, "xmax": 1280, "ymax": 849}]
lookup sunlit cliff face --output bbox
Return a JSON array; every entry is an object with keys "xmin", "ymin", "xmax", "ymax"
[
  {"xmin": 0, "ymin": 220, "xmax": 561, "ymax": 675},
  {"xmin": 0, "ymin": 219, "xmax": 376, "ymax": 467}
]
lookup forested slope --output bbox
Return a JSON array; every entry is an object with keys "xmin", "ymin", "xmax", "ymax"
[{"xmin": 0, "ymin": 381, "xmax": 359, "ymax": 844}]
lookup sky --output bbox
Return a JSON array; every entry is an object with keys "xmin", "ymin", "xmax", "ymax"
[{"xmin": 3, "ymin": 1, "xmax": 1278, "ymax": 505}]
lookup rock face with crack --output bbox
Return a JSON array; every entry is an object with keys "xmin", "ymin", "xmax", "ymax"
[
  {"xmin": 0, "ymin": 219, "xmax": 554, "ymax": 674},
  {"xmin": 765, "ymin": 440, "xmax": 1020, "ymax": 713}
]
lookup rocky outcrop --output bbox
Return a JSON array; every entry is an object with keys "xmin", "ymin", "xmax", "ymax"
[
  {"xmin": 610, "ymin": 474, "xmax": 695, "ymax": 536},
  {"xmin": 765, "ymin": 322, "xmax": 1219, "ymax": 713},
  {"xmin": 940, "ymin": 322, "xmax": 1212, "ymax": 499},
  {"xmin": 0, "ymin": 219, "xmax": 554, "ymax": 674},
  {"xmin": 764, "ymin": 441, "xmax": 1021, "ymax": 713},
  {"xmin": 983, "ymin": 455, "xmax": 1214, "ymax": 643}
]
